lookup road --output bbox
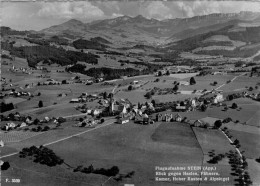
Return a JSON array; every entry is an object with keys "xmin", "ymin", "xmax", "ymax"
[{"xmin": 0, "ymin": 118, "xmax": 116, "ymax": 159}]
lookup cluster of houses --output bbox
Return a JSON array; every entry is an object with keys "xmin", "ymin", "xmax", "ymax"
[
  {"xmin": 1, "ymin": 112, "xmax": 66, "ymax": 131},
  {"xmin": 74, "ymin": 117, "xmax": 99, "ymax": 127},
  {"xmin": 200, "ymin": 92, "xmax": 224, "ymax": 104},
  {"xmin": 42, "ymin": 79, "xmax": 61, "ymax": 85},
  {"xmin": 6, "ymin": 90, "xmax": 32, "ymax": 97},
  {"xmin": 9, "ymin": 65, "xmax": 32, "ymax": 74},
  {"xmin": 155, "ymin": 113, "xmax": 183, "ymax": 122},
  {"xmin": 70, "ymin": 93, "xmax": 101, "ymax": 104},
  {"xmin": 1, "ymin": 115, "xmax": 33, "ymax": 131}
]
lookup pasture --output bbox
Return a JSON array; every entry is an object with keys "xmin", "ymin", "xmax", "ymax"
[
  {"xmin": 228, "ymin": 130, "xmax": 260, "ymax": 159},
  {"xmin": 2, "ymin": 122, "xmax": 203, "ymax": 186}
]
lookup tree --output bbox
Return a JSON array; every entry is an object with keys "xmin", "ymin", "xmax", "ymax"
[
  {"xmin": 158, "ymin": 71, "xmax": 162, "ymax": 76},
  {"xmin": 33, "ymin": 118, "xmax": 40, "ymax": 125},
  {"xmin": 103, "ymin": 92, "xmax": 107, "ymax": 99},
  {"xmin": 214, "ymin": 120, "xmax": 222, "ymax": 129},
  {"xmin": 231, "ymin": 103, "xmax": 238, "ymax": 109},
  {"xmin": 173, "ymin": 84, "xmax": 179, "ymax": 92},
  {"xmin": 227, "ymin": 95, "xmax": 234, "ymax": 101},
  {"xmin": 38, "ymin": 100, "xmax": 43, "ymax": 108},
  {"xmin": 108, "ymin": 93, "xmax": 113, "ymax": 99},
  {"xmin": 37, "ymin": 92, "xmax": 41, "ymax": 96},
  {"xmin": 151, "ymin": 99, "xmax": 155, "ymax": 106},
  {"xmin": 128, "ymin": 85, "xmax": 133, "ymax": 91},
  {"xmin": 190, "ymin": 77, "xmax": 196, "ymax": 85},
  {"xmin": 1, "ymin": 161, "xmax": 10, "ymax": 170},
  {"xmin": 201, "ymin": 104, "xmax": 207, "ymax": 112},
  {"xmin": 108, "ymin": 166, "xmax": 119, "ymax": 176},
  {"xmin": 145, "ymin": 92, "xmax": 152, "ymax": 99},
  {"xmin": 248, "ymin": 87, "xmax": 253, "ymax": 91},
  {"xmin": 166, "ymin": 70, "xmax": 170, "ymax": 76}
]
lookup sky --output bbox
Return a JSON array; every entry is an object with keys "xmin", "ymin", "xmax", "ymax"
[{"xmin": 1, "ymin": 1, "xmax": 260, "ymax": 31}]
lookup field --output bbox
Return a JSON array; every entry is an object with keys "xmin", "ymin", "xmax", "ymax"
[
  {"xmin": 228, "ymin": 130, "xmax": 260, "ymax": 158},
  {"xmin": 2, "ymin": 122, "xmax": 204, "ymax": 186},
  {"xmin": 193, "ymin": 127, "xmax": 237, "ymax": 186}
]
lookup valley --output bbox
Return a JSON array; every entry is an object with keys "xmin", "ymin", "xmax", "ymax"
[{"xmin": 1, "ymin": 9, "xmax": 260, "ymax": 186}]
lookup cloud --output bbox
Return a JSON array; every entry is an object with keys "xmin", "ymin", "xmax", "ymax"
[
  {"xmin": 144, "ymin": 1, "xmax": 173, "ymax": 20},
  {"xmin": 176, "ymin": 1, "xmax": 260, "ymax": 17},
  {"xmin": 112, "ymin": 13, "xmax": 124, "ymax": 18},
  {"xmin": 37, "ymin": 2, "xmax": 104, "ymax": 20}
]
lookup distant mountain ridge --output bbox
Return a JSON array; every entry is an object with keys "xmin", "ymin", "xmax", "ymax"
[{"xmin": 39, "ymin": 11, "xmax": 260, "ymax": 45}]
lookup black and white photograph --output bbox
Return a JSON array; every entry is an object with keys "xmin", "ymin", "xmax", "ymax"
[{"xmin": 1, "ymin": 0, "xmax": 260, "ymax": 185}]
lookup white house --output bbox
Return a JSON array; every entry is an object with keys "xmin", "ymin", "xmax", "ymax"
[
  {"xmin": 213, "ymin": 93, "xmax": 224, "ymax": 104},
  {"xmin": 179, "ymin": 81, "xmax": 190, "ymax": 86},
  {"xmin": 117, "ymin": 117, "xmax": 130, "ymax": 124},
  {"xmin": 70, "ymin": 98, "xmax": 79, "ymax": 103},
  {"xmin": 194, "ymin": 120, "xmax": 204, "ymax": 127},
  {"xmin": 174, "ymin": 114, "xmax": 182, "ymax": 122},
  {"xmin": 20, "ymin": 122, "xmax": 27, "ymax": 128},
  {"xmin": 0, "ymin": 140, "xmax": 4, "ymax": 147}
]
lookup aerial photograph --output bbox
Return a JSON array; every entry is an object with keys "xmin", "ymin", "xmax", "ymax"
[{"xmin": 0, "ymin": 0, "xmax": 260, "ymax": 185}]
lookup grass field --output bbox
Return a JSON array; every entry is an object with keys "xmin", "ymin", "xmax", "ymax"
[
  {"xmin": 193, "ymin": 127, "xmax": 235, "ymax": 155},
  {"xmin": 192, "ymin": 127, "xmax": 237, "ymax": 186},
  {"xmin": 228, "ymin": 130, "xmax": 260, "ymax": 159},
  {"xmin": 2, "ymin": 122, "xmax": 203, "ymax": 186}
]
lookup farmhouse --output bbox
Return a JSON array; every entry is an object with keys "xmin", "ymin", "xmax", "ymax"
[
  {"xmin": 4, "ymin": 122, "xmax": 17, "ymax": 131},
  {"xmin": 0, "ymin": 140, "xmax": 4, "ymax": 147},
  {"xmin": 202, "ymin": 92, "xmax": 224, "ymax": 104},
  {"xmin": 193, "ymin": 120, "xmax": 204, "ymax": 127},
  {"xmin": 70, "ymin": 98, "xmax": 80, "ymax": 103},
  {"xmin": 213, "ymin": 93, "xmax": 224, "ymax": 104},
  {"xmin": 20, "ymin": 122, "xmax": 27, "ymax": 128},
  {"xmin": 179, "ymin": 81, "xmax": 190, "ymax": 86},
  {"xmin": 174, "ymin": 114, "xmax": 182, "ymax": 122},
  {"xmin": 117, "ymin": 117, "xmax": 130, "ymax": 124},
  {"xmin": 163, "ymin": 113, "xmax": 173, "ymax": 122},
  {"xmin": 175, "ymin": 105, "xmax": 188, "ymax": 112},
  {"xmin": 156, "ymin": 113, "xmax": 163, "ymax": 122}
]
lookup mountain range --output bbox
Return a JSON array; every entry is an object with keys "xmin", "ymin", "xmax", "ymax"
[{"xmin": 41, "ymin": 11, "xmax": 260, "ymax": 45}]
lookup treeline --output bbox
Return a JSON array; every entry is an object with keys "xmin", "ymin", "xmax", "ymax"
[
  {"xmin": 25, "ymin": 35, "xmax": 69, "ymax": 46},
  {"xmin": 67, "ymin": 64, "xmax": 140, "ymax": 79},
  {"xmin": 1, "ymin": 42, "xmax": 99, "ymax": 67},
  {"xmin": 27, "ymin": 33, "xmax": 45, "ymax": 39},
  {"xmin": 67, "ymin": 62, "xmax": 164, "ymax": 80},
  {"xmin": 72, "ymin": 39, "xmax": 107, "ymax": 51},
  {"xmin": 0, "ymin": 26, "xmax": 29, "ymax": 36},
  {"xmin": 0, "ymin": 102, "xmax": 14, "ymax": 113}
]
